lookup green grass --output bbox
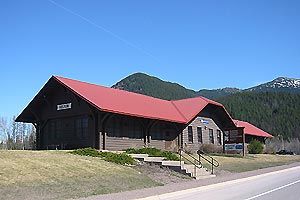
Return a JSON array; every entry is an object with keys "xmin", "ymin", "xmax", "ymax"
[{"xmin": 0, "ymin": 150, "xmax": 159, "ymax": 200}]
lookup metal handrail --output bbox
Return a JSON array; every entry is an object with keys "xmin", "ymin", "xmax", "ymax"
[
  {"xmin": 197, "ymin": 150, "xmax": 219, "ymax": 174},
  {"xmin": 178, "ymin": 148, "xmax": 203, "ymax": 177}
]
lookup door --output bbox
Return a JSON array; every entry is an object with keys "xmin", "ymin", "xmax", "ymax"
[{"xmin": 164, "ymin": 130, "xmax": 179, "ymax": 152}]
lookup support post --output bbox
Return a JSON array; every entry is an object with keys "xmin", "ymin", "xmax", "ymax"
[
  {"xmin": 242, "ymin": 128, "xmax": 246, "ymax": 157},
  {"xmin": 94, "ymin": 112, "xmax": 99, "ymax": 149},
  {"xmin": 33, "ymin": 122, "xmax": 41, "ymax": 150},
  {"xmin": 98, "ymin": 113, "xmax": 112, "ymax": 150}
]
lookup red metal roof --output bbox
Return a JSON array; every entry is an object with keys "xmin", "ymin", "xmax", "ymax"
[
  {"xmin": 54, "ymin": 76, "xmax": 232, "ymax": 124},
  {"xmin": 234, "ymin": 120, "xmax": 273, "ymax": 138}
]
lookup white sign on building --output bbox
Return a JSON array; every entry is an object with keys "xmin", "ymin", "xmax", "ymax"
[{"xmin": 57, "ymin": 103, "xmax": 72, "ymax": 111}]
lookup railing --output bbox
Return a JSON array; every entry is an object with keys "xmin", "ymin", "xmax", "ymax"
[
  {"xmin": 197, "ymin": 150, "xmax": 219, "ymax": 174},
  {"xmin": 178, "ymin": 148, "xmax": 203, "ymax": 177}
]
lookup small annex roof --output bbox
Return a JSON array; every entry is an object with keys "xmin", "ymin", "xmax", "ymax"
[
  {"xmin": 17, "ymin": 75, "xmax": 237, "ymax": 126},
  {"xmin": 234, "ymin": 119, "xmax": 273, "ymax": 138},
  {"xmin": 171, "ymin": 96, "xmax": 227, "ymax": 122}
]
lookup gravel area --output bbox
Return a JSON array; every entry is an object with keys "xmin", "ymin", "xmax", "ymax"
[
  {"xmin": 78, "ymin": 162, "xmax": 300, "ymax": 200},
  {"xmin": 132, "ymin": 163, "xmax": 192, "ymax": 185}
]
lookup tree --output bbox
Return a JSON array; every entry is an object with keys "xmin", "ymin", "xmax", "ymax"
[
  {"xmin": 248, "ymin": 140, "xmax": 264, "ymax": 154},
  {"xmin": 0, "ymin": 117, "xmax": 8, "ymax": 149},
  {"xmin": 0, "ymin": 116, "xmax": 36, "ymax": 150}
]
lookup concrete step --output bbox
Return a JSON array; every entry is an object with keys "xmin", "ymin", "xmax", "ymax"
[
  {"xmin": 183, "ymin": 164, "xmax": 211, "ymax": 177},
  {"xmin": 101, "ymin": 150, "xmax": 126, "ymax": 154},
  {"xmin": 161, "ymin": 161, "xmax": 182, "ymax": 172},
  {"xmin": 144, "ymin": 157, "xmax": 165, "ymax": 163},
  {"xmin": 128, "ymin": 154, "xmax": 149, "ymax": 161},
  {"xmin": 127, "ymin": 153, "xmax": 215, "ymax": 180},
  {"xmin": 161, "ymin": 160, "xmax": 181, "ymax": 166}
]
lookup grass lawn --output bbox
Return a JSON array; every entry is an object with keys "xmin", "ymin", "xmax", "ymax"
[
  {"xmin": 200, "ymin": 154, "xmax": 300, "ymax": 173},
  {"xmin": 0, "ymin": 150, "xmax": 159, "ymax": 200}
]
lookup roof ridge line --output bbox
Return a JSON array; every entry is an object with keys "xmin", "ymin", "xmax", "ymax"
[
  {"xmin": 54, "ymin": 75, "xmax": 174, "ymax": 103},
  {"xmin": 170, "ymin": 101, "xmax": 188, "ymax": 122},
  {"xmin": 198, "ymin": 95, "xmax": 210, "ymax": 103}
]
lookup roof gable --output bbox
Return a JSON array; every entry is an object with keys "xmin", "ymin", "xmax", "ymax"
[
  {"xmin": 54, "ymin": 76, "xmax": 186, "ymax": 123},
  {"xmin": 17, "ymin": 75, "xmax": 236, "ymax": 125}
]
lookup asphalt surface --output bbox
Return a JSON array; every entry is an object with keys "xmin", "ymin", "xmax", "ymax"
[
  {"xmin": 140, "ymin": 165, "xmax": 300, "ymax": 200},
  {"xmin": 79, "ymin": 162, "xmax": 300, "ymax": 200}
]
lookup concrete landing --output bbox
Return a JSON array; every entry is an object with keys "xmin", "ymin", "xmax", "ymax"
[{"xmin": 129, "ymin": 153, "xmax": 214, "ymax": 179}]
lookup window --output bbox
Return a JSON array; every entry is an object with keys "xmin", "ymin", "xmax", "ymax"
[
  {"xmin": 209, "ymin": 129, "xmax": 214, "ymax": 144},
  {"xmin": 76, "ymin": 117, "xmax": 89, "ymax": 139},
  {"xmin": 224, "ymin": 131, "xmax": 229, "ymax": 142},
  {"xmin": 48, "ymin": 120, "xmax": 62, "ymax": 141},
  {"xmin": 197, "ymin": 127, "xmax": 202, "ymax": 143},
  {"xmin": 188, "ymin": 126, "xmax": 193, "ymax": 143},
  {"xmin": 217, "ymin": 130, "xmax": 222, "ymax": 145},
  {"xmin": 48, "ymin": 121, "xmax": 55, "ymax": 140}
]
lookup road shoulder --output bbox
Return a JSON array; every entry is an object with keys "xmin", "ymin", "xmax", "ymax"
[{"xmin": 78, "ymin": 162, "xmax": 300, "ymax": 200}]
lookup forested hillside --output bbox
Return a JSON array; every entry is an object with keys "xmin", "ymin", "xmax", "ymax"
[
  {"xmin": 113, "ymin": 73, "xmax": 197, "ymax": 100},
  {"xmin": 113, "ymin": 73, "xmax": 242, "ymax": 100},
  {"xmin": 218, "ymin": 92, "xmax": 300, "ymax": 139},
  {"xmin": 112, "ymin": 73, "xmax": 300, "ymax": 139}
]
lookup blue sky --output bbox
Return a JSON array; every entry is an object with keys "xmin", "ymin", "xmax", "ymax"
[{"xmin": 1, "ymin": 0, "xmax": 300, "ymax": 118}]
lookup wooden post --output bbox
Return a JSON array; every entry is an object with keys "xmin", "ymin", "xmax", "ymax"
[
  {"xmin": 94, "ymin": 112, "xmax": 99, "ymax": 149},
  {"xmin": 242, "ymin": 128, "xmax": 246, "ymax": 157},
  {"xmin": 36, "ymin": 122, "xmax": 42, "ymax": 150},
  {"xmin": 102, "ymin": 131, "xmax": 106, "ymax": 150},
  {"xmin": 222, "ymin": 130, "xmax": 226, "ymax": 154},
  {"xmin": 99, "ymin": 113, "xmax": 112, "ymax": 150}
]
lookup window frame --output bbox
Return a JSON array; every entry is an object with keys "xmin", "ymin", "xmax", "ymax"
[
  {"xmin": 75, "ymin": 116, "xmax": 89, "ymax": 139},
  {"xmin": 188, "ymin": 126, "xmax": 193, "ymax": 143},
  {"xmin": 217, "ymin": 130, "xmax": 222, "ymax": 145},
  {"xmin": 209, "ymin": 128, "xmax": 214, "ymax": 144},
  {"xmin": 197, "ymin": 127, "xmax": 202, "ymax": 143}
]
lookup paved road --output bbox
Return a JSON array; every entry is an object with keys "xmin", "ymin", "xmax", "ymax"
[{"xmin": 137, "ymin": 166, "xmax": 300, "ymax": 200}]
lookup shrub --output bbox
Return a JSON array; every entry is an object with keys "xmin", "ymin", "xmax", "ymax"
[
  {"xmin": 248, "ymin": 140, "xmax": 264, "ymax": 154},
  {"xmin": 101, "ymin": 152, "xmax": 136, "ymax": 165},
  {"xmin": 125, "ymin": 147, "xmax": 179, "ymax": 161},
  {"xmin": 70, "ymin": 148, "xmax": 136, "ymax": 165},
  {"xmin": 70, "ymin": 147, "xmax": 100, "ymax": 157}
]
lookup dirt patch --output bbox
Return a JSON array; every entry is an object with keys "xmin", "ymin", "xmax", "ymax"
[{"xmin": 133, "ymin": 163, "xmax": 192, "ymax": 185}]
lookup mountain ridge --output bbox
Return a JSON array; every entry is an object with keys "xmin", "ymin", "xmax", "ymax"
[
  {"xmin": 112, "ymin": 72, "xmax": 300, "ymax": 139},
  {"xmin": 112, "ymin": 72, "xmax": 300, "ymax": 100}
]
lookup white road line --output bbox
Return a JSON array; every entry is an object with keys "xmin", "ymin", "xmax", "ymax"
[
  {"xmin": 244, "ymin": 179, "xmax": 300, "ymax": 200},
  {"xmin": 135, "ymin": 166, "xmax": 300, "ymax": 200}
]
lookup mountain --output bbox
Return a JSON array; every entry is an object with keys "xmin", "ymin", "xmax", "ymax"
[
  {"xmin": 112, "ymin": 72, "xmax": 300, "ymax": 139},
  {"xmin": 113, "ymin": 73, "xmax": 197, "ymax": 100},
  {"xmin": 112, "ymin": 73, "xmax": 241, "ymax": 100},
  {"xmin": 197, "ymin": 88, "xmax": 241, "ymax": 100},
  {"xmin": 113, "ymin": 73, "xmax": 300, "ymax": 100},
  {"xmin": 247, "ymin": 77, "xmax": 300, "ymax": 93}
]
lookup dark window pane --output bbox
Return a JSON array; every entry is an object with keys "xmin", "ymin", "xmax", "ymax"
[
  {"xmin": 217, "ymin": 130, "xmax": 222, "ymax": 145},
  {"xmin": 188, "ymin": 126, "xmax": 193, "ymax": 143},
  {"xmin": 209, "ymin": 129, "xmax": 214, "ymax": 144},
  {"xmin": 75, "ymin": 117, "xmax": 89, "ymax": 139},
  {"xmin": 197, "ymin": 127, "xmax": 202, "ymax": 143}
]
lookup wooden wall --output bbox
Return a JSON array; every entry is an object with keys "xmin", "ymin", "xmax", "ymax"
[{"xmin": 182, "ymin": 116, "xmax": 223, "ymax": 152}]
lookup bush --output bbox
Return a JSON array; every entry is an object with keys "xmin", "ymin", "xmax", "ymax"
[
  {"xmin": 70, "ymin": 147, "xmax": 100, "ymax": 157},
  {"xmin": 248, "ymin": 140, "xmax": 264, "ymax": 154},
  {"xmin": 70, "ymin": 148, "xmax": 136, "ymax": 165},
  {"xmin": 125, "ymin": 147, "xmax": 179, "ymax": 161},
  {"xmin": 100, "ymin": 152, "xmax": 136, "ymax": 165}
]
